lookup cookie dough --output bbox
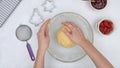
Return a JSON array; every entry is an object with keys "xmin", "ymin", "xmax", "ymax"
[{"xmin": 56, "ymin": 26, "xmax": 75, "ymax": 48}]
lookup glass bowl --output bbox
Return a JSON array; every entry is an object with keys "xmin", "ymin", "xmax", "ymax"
[{"xmin": 48, "ymin": 12, "xmax": 93, "ymax": 62}]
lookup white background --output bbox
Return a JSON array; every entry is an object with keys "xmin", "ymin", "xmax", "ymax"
[{"xmin": 0, "ymin": 0, "xmax": 120, "ymax": 68}]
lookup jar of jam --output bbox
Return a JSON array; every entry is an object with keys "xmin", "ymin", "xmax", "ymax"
[{"xmin": 91, "ymin": 0, "xmax": 107, "ymax": 10}]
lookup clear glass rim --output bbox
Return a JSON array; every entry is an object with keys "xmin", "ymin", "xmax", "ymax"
[{"xmin": 47, "ymin": 12, "xmax": 94, "ymax": 63}]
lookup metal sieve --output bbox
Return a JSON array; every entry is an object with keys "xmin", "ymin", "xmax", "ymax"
[{"xmin": 16, "ymin": 25, "xmax": 35, "ymax": 61}]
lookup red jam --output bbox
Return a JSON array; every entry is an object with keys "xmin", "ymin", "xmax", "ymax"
[
  {"xmin": 99, "ymin": 20, "xmax": 113, "ymax": 35},
  {"xmin": 91, "ymin": 0, "xmax": 107, "ymax": 10}
]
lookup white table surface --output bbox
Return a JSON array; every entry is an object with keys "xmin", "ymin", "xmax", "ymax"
[{"xmin": 0, "ymin": 0, "xmax": 120, "ymax": 68}]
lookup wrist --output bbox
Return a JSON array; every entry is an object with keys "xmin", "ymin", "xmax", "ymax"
[
  {"xmin": 78, "ymin": 39, "xmax": 89, "ymax": 48},
  {"xmin": 37, "ymin": 49, "xmax": 46, "ymax": 57},
  {"xmin": 38, "ymin": 44, "xmax": 48, "ymax": 54},
  {"xmin": 35, "ymin": 51, "xmax": 45, "ymax": 62}
]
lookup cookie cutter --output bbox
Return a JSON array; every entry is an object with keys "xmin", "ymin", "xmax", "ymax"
[
  {"xmin": 29, "ymin": 8, "xmax": 44, "ymax": 26},
  {"xmin": 41, "ymin": 0, "xmax": 56, "ymax": 13}
]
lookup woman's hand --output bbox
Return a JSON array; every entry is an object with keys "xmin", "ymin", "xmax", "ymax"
[
  {"xmin": 34, "ymin": 19, "xmax": 50, "ymax": 68},
  {"xmin": 62, "ymin": 22, "xmax": 87, "ymax": 46},
  {"xmin": 62, "ymin": 22, "xmax": 113, "ymax": 68},
  {"xmin": 37, "ymin": 19, "xmax": 50, "ymax": 55}
]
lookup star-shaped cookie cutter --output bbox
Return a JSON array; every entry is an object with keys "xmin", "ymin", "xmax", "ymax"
[{"xmin": 41, "ymin": 0, "xmax": 56, "ymax": 13}]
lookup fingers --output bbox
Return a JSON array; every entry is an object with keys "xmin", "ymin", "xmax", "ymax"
[
  {"xmin": 62, "ymin": 22, "xmax": 75, "ymax": 31},
  {"xmin": 44, "ymin": 19, "xmax": 50, "ymax": 37},
  {"xmin": 45, "ymin": 26, "xmax": 49, "ymax": 37},
  {"xmin": 62, "ymin": 21, "xmax": 80, "ymax": 31},
  {"xmin": 40, "ymin": 19, "xmax": 51, "ymax": 32},
  {"xmin": 69, "ymin": 22, "xmax": 78, "ymax": 28},
  {"xmin": 78, "ymin": 27, "xmax": 82, "ymax": 32},
  {"xmin": 62, "ymin": 28, "xmax": 72, "ymax": 38}
]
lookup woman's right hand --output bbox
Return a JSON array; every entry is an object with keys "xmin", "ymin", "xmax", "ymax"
[
  {"xmin": 62, "ymin": 22, "xmax": 87, "ymax": 46},
  {"xmin": 62, "ymin": 22, "xmax": 113, "ymax": 68}
]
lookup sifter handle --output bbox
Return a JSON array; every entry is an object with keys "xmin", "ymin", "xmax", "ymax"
[{"xmin": 26, "ymin": 42, "xmax": 35, "ymax": 61}]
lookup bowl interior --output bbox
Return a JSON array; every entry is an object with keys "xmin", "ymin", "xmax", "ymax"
[{"xmin": 48, "ymin": 12, "xmax": 93, "ymax": 62}]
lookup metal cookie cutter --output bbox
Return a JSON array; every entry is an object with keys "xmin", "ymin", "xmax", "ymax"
[
  {"xmin": 29, "ymin": 8, "xmax": 44, "ymax": 26},
  {"xmin": 41, "ymin": 0, "xmax": 56, "ymax": 13}
]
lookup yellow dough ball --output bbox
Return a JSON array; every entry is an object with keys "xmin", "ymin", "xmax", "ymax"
[{"xmin": 56, "ymin": 26, "xmax": 75, "ymax": 48}]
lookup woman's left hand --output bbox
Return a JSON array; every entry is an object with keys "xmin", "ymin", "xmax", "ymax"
[{"xmin": 37, "ymin": 19, "xmax": 50, "ymax": 55}]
